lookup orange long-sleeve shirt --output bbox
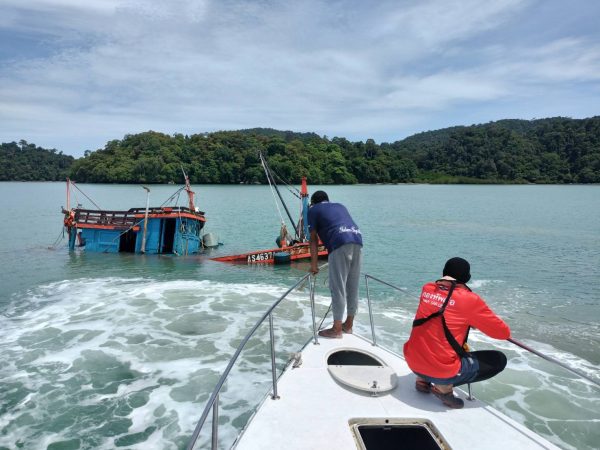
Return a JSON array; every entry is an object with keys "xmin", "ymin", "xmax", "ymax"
[{"xmin": 403, "ymin": 281, "xmax": 510, "ymax": 378}]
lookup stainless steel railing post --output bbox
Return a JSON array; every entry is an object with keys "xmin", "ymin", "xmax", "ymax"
[
  {"xmin": 269, "ymin": 313, "xmax": 280, "ymax": 399},
  {"xmin": 211, "ymin": 394, "xmax": 218, "ymax": 450},
  {"xmin": 365, "ymin": 275, "xmax": 377, "ymax": 346},
  {"xmin": 188, "ymin": 271, "xmax": 339, "ymax": 449},
  {"xmin": 309, "ymin": 274, "xmax": 319, "ymax": 345},
  {"xmin": 467, "ymin": 383, "xmax": 474, "ymax": 401}
]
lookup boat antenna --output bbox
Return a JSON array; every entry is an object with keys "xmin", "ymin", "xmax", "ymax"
[{"xmin": 259, "ymin": 152, "xmax": 298, "ymax": 236}]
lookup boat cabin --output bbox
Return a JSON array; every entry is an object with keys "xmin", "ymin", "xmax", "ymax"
[{"xmin": 70, "ymin": 206, "xmax": 206, "ymax": 255}]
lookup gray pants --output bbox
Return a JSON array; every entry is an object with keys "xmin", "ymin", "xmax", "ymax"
[{"xmin": 328, "ymin": 243, "xmax": 362, "ymax": 321}]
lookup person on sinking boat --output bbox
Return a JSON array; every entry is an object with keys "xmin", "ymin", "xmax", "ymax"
[
  {"xmin": 403, "ymin": 257, "xmax": 510, "ymax": 409},
  {"xmin": 308, "ymin": 190, "xmax": 363, "ymax": 339}
]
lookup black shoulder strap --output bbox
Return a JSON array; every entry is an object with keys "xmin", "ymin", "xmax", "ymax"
[
  {"xmin": 412, "ymin": 281, "xmax": 456, "ymax": 327},
  {"xmin": 441, "ymin": 316, "xmax": 470, "ymax": 358},
  {"xmin": 413, "ymin": 280, "xmax": 470, "ymax": 358}
]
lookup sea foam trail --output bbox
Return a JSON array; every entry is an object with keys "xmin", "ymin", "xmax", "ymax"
[
  {"xmin": 0, "ymin": 277, "xmax": 324, "ymax": 450},
  {"xmin": 0, "ymin": 277, "xmax": 598, "ymax": 450}
]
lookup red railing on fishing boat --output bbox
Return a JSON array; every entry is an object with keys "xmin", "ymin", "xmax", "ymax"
[{"xmin": 72, "ymin": 207, "xmax": 206, "ymax": 229}]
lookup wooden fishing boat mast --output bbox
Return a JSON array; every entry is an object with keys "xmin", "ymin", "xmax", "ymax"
[{"xmin": 211, "ymin": 153, "xmax": 327, "ymax": 264}]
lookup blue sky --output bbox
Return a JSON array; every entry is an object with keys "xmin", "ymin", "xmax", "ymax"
[{"xmin": 1, "ymin": 0, "xmax": 599, "ymax": 157}]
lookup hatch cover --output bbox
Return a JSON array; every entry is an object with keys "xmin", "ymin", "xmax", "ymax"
[{"xmin": 326, "ymin": 348, "xmax": 398, "ymax": 394}]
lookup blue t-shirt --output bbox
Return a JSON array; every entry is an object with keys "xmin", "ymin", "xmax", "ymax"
[{"xmin": 308, "ymin": 202, "xmax": 363, "ymax": 252}]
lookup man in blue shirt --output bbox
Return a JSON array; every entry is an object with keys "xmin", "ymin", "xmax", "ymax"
[{"xmin": 308, "ymin": 190, "xmax": 363, "ymax": 338}]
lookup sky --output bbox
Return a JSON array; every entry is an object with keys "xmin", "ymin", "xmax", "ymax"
[{"xmin": 1, "ymin": 0, "xmax": 599, "ymax": 157}]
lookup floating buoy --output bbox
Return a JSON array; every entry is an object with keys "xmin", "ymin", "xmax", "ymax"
[
  {"xmin": 273, "ymin": 251, "xmax": 291, "ymax": 264},
  {"xmin": 202, "ymin": 233, "xmax": 220, "ymax": 248}
]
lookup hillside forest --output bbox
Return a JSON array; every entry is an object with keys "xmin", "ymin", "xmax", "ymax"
[{"xmin": 1, "ymin": 117, "xmax": 599, "ymax": 184}]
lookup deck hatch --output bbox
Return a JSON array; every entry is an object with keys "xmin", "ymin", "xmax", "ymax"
[
  {"xmin": 350, "ymin": 418, "xmax": 451, "ymax": 450},
  {"xmin": 326, "ymin": 348, "xmax": 398, "ymax": 394},
  {"xmin": 327, "ymin": 349, "xmax": 381, "ymax": 366}
]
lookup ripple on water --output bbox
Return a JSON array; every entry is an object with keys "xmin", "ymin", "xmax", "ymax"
[{"xmin": 0, "ymin": 276, "xmax": 598, "ymax": 450}]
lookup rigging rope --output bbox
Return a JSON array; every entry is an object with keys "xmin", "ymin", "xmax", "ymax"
[
  {"xmin": 49, "ymin": 227, "xmax": 65, "ymax": 249},
  {"xmin": 70, "ymin": 180, "xmax": 102, "ymax": 210},
  {"xmin": 71, "ymin": 189, "xmax": 81, "ymax": 209},
  {"xmin": 259, "ymin": 152, "xmax": 300, "ymax": 237},
  {"xmin": 260, "ymin": 153, "xmax": 286, "ymax": 226},
  {"xmin": 283, "ymin": 184, "xmax": 301, "ymax": 199},
  {"xmin": 269, "ymin": 168, "xmax": 300, "ymax": 199},
  {"xmin": 160, "ymin": 186, "xmax": 185, "ymax": 208},
  {"xmin": 69, "ymin": 179, "xmax": 189, "ymax": 215},
  {"xmin": 82, "ymin": 182, "xmax": 194, "ymax": 250},
  {"xmin": 105, "ymin": 185, "xmax": 191, "ymax": 246}
]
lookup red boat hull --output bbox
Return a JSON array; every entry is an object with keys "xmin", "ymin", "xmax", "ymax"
[{"xmin": 211, "ymin": 243, "xmax": 328, "ymax": 264}]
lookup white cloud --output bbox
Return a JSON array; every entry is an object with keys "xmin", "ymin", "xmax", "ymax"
[
  {"xmin": 379, "ymin": 0, "xmax": 530, "ymax": 47},
  {"xmin": 1, "ymin": 0, "xmax": 122, "ymax": 13},
  {"xmin": 0, "ymin": 0, "xmax": 599, "ymax": 154},
  {"xmin": 372, "ymin": 72, "xmax": 507, "ymax": 111},
  {"xmin": 507, "ymin": 38, "xmax": 600, "ymax": 83}
]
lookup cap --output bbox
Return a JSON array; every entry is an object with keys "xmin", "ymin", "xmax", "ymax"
[{"xmin": 443, "ymin": 257, "xmax": 471, "ymax": 283}]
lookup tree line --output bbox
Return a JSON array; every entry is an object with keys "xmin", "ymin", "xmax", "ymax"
[
  {"xmin": 0, "ymin": 140, "xmax": 74, "ymax": 181},
  {"xmin": 2, "ymin": 116, "xmax": 599, "ymax": 184}
]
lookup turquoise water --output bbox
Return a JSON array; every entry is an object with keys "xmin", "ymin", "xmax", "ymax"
[{"xmin": 0, "ymin": 182, "xmax": 599, "ymax": 449}]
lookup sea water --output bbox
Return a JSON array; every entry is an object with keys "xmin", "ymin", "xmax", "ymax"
[{"xmin": 0, "ymin": 182, "xmax": 598, "ymax": 450}]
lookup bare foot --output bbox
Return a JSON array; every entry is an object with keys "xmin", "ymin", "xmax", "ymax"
[{"xmin": 318, "ymin": 327, "xmax": 342, "ymax": 339}]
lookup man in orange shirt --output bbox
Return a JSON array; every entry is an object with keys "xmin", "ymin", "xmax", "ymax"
[{"xmin": 403, "ymin": 257, "xmax": 510, "ymax": 408}]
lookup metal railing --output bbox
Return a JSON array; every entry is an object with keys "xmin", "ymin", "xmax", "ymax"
[
  {"xmin": 187, "ymin": 272, "xmax": 319, "ymax": 450},
  {"xmin": 508, "ymin": 337, "xmax": 599, "ymax": 386},
  {"xmin": 187, "ymin": 271, "xmax": 599, "ymax": 449},
  {"xmin": 363, "ymin": 274, "xmax": 409, "ymax": 346},
  {"xmin": 73, "ymin": 206, "xmax": 205, "ymax": 227},
  {"xmin": 364, "ymin": 274, "xmax": 599, "ymax": 392},
  {"xmin": 187, "ymin": 270, "xmax": 411, "ymax": 450},
  {"xmin": 74, "ymin": 209, "xmax": 138, "ymax": 227}
]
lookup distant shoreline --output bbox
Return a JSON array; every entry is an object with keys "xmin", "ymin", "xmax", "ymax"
[{"xmin": 3, "ymin": 117, "xmax": 600, "ymax": 184}]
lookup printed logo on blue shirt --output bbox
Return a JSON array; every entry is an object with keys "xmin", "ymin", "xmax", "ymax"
[{"xmin": 339, "ymin": 226, "xmax": 361, "ymax": 235}]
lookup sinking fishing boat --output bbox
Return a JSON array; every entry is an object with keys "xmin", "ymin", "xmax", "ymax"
[
  {"xmin": 187, "ymin": 272, "xmax": 597, "ymax": 450},
  {"xmin": 212, "ymin": 153, "xmax": 327, "ymax": 264},
  {"xmin": 211, "ymin": 239, "xmax": 327, "ymax": 264},
  {"xmin": 61, "ymin": 171, "xmax": 208, "ymax": 254}
]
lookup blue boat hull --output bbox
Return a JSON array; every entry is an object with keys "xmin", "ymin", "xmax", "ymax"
[{"xmin": 72, "ymin": 214, "xmax": 205, "ymax": 255}]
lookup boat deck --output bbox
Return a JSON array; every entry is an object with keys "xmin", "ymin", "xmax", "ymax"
[{"xmin": 234, "ymin": 333, "xmax": 559, "ymax": 450}]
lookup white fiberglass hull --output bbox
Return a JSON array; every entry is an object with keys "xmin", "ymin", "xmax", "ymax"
[{"xmin": 233, "ymin": 333, "xmax": 560, "ymax": 450}]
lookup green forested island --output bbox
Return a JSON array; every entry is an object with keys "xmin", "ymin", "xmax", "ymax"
[
  {"xmin": 2, "ymin": 117, "xmax": 599, "ymax": 184},
  {"xmin": 0, "ymin": 140, "xmax": 74, "ymax": 181}
]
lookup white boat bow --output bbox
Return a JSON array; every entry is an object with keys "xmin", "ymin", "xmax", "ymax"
[
  {"xmin": 233, "ymin": 332, "xmax": 559, "ymax": 450},
  {"xmin": 188, "ymin": 272, "xmax": 572, "ymax": 450}
]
